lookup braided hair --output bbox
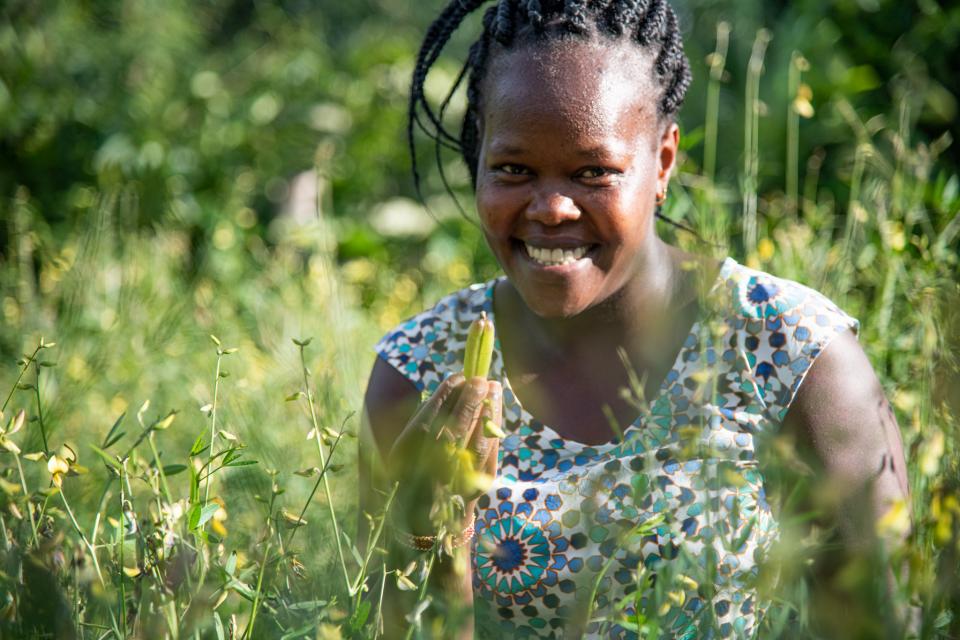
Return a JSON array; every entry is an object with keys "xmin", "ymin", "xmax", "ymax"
[{"xmin": 408, "ymin": 0, "xmax": 693, "ymax": 230}]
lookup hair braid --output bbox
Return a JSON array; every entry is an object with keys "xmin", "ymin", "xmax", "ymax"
[
  {"xmin": 563, "ymin": 0, "xmax": 589, "ymax": 34},
  {"xmin": 408, "ymin": 0, "xmax": 490, "ymax": 198},
  {"xmin": 635, "ymin": 0, "xmax": 666, "ymax": 46},
  {"xmin": 494, "ymin": 0, "xmax": 519, "ymax": 44},
  {"xmin": 525, "ymin": 0, "xmax": 545, "ymax": 31}
]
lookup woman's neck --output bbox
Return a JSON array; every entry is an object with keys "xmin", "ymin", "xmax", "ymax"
[{"xmin": 500, "ymin": 237, "xmax": 693, "ymax": 362}]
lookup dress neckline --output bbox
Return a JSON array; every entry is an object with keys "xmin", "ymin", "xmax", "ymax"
[{"xmin": 483, "ymin": 256, "xmax": 736, "ymax": 449}]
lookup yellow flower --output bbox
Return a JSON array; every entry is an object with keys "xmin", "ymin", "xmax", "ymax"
[
  {"xmin": 212, "ymin": 502, "xmax": 228, "ymax": 537},
  {"xmin": 793, "ymin": 83, "xmax": 814, "ymax": 118},
  {"xmin": 47, "ymin": 454, "xmax": 70, "ymax": 488},
  {"xmin": 757, "ymin": 238, "xmax": 775, "ymax": 262}
]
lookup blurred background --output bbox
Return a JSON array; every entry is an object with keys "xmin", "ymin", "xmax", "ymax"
[{"xmin": 0, "ymin": 0, "xmax": 958, "ymax": 637}]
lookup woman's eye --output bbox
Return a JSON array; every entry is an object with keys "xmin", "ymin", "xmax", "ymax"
[
  {"xmin": 579, "ymin": 167, "xmax": 611, "ymax": 179},
  {"xmin": 496, "ymin": 164, "xmax": 528, "ymax": 176}
]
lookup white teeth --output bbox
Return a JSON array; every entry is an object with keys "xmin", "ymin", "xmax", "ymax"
[{"xmin": 523, "ymin": 243, "xmax": 591, "ymax": 266}]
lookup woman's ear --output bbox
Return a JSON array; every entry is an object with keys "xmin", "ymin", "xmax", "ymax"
[{"xmin": 657, "ymin": 121, "xmax": 680, "ymax": 191}]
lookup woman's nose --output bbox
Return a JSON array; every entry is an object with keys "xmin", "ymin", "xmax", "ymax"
[{"xmin": 525, "ymin": 188, "xmax": 581, "ymax": 225}]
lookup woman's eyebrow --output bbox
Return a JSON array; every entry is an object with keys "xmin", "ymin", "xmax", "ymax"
[
  {"xmin": 486, "ymin": 142, "xmax": 527, "ymax": 156},
  {"xmin": 487, "ymin": 142, "xmax": 623, "ymax": 159}
]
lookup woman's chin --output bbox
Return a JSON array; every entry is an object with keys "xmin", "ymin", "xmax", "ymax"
[{"xmin": 513, "ymin": 284, "xmax": 598, "ymax": 320}]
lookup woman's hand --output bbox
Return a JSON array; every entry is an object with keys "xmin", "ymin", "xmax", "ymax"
[{"xmin": 385, "ymin": 373, "xmax": 502, "ymax": 534}]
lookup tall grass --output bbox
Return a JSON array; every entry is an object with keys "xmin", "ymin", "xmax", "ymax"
[{"xmin": 1, "ymin": 21, "xmax": 958, "ymax": 640}]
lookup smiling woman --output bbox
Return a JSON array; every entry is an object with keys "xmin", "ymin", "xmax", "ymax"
[
  {"xmin": 359, "ymin": 1, "xmax": 910, "ymax": 639},
  {"xmin": 475, "ymin": 40, "xmax": 678, "ymax": 319}
]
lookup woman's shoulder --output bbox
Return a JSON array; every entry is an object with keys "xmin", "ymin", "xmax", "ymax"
[
  {"xmin": 711, "ymin": 258, "xmax": 860, "ymax": 422},
  {"xmin": 373, "ymin": 279, "xmax": 496, "ymax": 393},
  {"xmin": 717, "ymin": 258, "xmax": 857, "ymax": 329}
]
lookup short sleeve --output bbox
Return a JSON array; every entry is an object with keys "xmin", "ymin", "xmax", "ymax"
[
  {"xmin": 727, "ymin": 268, "xmax": 859, "ymax": 424},
  {"xmin": 373, "ymin": 282, "xmax": 492, "ymax": 395}
]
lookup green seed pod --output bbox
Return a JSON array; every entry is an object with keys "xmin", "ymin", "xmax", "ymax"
[
  {"xmin": 463, "ymin": 311, "xmax": 495, "ymax": 380},
  {"xmin": 474, "ymin": 313, "xmax": 495, "ymax": 381},
  {"xmin": 463, "ymin": 312, "xmax": 501, "ymax": 439},
  {"xmin": 462, "ymin": 315, "xmax": 482, "ymax": 379}
]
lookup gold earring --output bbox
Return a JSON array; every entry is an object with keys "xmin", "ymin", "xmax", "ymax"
[{"xmin": 655, "ymin": 187, "xmax": 667, "ymax": 206}]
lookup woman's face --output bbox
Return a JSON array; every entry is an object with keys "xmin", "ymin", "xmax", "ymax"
[{"xmin": 475, "ymin": 39, "xmax": 678, "ymax": 319}]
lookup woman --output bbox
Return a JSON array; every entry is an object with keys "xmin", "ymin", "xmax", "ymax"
[{"xmin": 360, "ymin": 1, "xmax": 910, "ymax": 637}]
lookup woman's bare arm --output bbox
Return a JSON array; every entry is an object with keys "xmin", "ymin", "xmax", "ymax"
[
  {"xmin": 782, "ymin": 329, "xmax": 911, "ymax": 634},
  {"xmin": 359, "ymin": 358, "xmax": 488, "ymax": 639}
]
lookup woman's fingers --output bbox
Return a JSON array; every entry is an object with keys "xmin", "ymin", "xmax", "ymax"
[
  {"xmin": 388, "ymin": 374, "xmax": 464, "ymax": 466},
  {"xmin": 408, "ymin": 373, "xmax": 464, "ymax": 433},
  {"xmin": 443, "ymin": 377, "xmax": 488, "ymax": 444},
  {"xmin": 462, "ymin": 381, "xmax": 502, "ymax": 467}
]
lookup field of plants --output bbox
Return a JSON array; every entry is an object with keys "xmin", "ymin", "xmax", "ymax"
[{"xmin": 0, "ymin": 0, "xmax": 958, "ymax": 638}]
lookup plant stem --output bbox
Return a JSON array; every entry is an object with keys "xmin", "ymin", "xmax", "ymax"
[
  {"xmin": 0, "ymin": 511, "xmax": 8, "ymax": 549},
  {"xmin": 205, "ymin": 353, "xmax": 223, "ymax": 505},
  {"xmin": 787, "ymin": 51, "xmax": 802, "ymax": 218},
  {"xmin": 743, "ymin": 29, "xmax": 771, "ymax": 257},
  {"xmin": 403, "ymin": 552, "xmax": 438, "ymax": 640},
  {"xmin": 13, "ymin": 454, "xmax": 40, "ymax": 548},
  {"xmin": 59, "ymin": 487, "xmax": 105, "ymax": 586},
  {"xmin": 33, "ymin": 362, "xmax": 49, "ymax": 453},
  {"xmin": 353, "ymin": 482, "xmax": 399, "ymax": 605},
  {"xmin": 298, "ymin": 346, "xmax": 351, "ymax": 593},
  {"xmin": 244, "ymin": 538, "xmax": 272, "ymax": 640},
  {"xmin": 148, "ymin": 432, "xmax": 174, "ymax": 503},
  {"xmin": 703, "ymin": 21, "xmax": 729, "ymax": 182},
  {"xmin": 118, "ymin": 462, "xmax": 129, "ymax": 639},
  {"xmin": 1, "ymin": 345, "xmax": 40, "ymax": 413},
  {"xmin": 285, "ymin": 429, "xmax": 344, "ymax": 550}
]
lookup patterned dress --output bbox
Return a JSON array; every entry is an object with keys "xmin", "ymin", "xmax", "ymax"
[{"xmin": 375, "ymin": 258, "xmax": 858, "ymax": 639}]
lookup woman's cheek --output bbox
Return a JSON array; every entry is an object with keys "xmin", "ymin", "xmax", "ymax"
[{"xmin": 476, "ymin": 185, "xmax": 520, "ymax": 238}]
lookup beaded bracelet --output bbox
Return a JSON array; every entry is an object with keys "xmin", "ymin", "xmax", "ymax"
[{"xmin": 393, "ymin": 515, "xmax": 476, "ymax": 551}]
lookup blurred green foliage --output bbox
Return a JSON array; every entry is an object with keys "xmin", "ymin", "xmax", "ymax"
[
  {"xmin": 0, "ymin": 0, "xmax": 959, "ymax": 638},
  {"xmin": 1, "ymin": 1, "xmax": 958, "ymax": 264}
]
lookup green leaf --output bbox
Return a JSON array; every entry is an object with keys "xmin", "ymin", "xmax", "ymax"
[
  {"xmin": 224, "ymin": 459, "xmax": 257, "ymax": 468},
  {"xmin": 350, "ymin": 600, "xmax": 371, "ymax": 631},
  {"xmin": 187, "ymin": 504, "xmax": 200, "ymax": 529},
  {"xmin": 191, "ymin": 503, "xmax": 220, "ymax": 530},
  {"xmin": 224, "ymin": 551, "xmax": 237, "ymax": 577},
  {"xmin": 162, "ymin": 464, "xmax": 188, "ymax": 476},
  {"xmin": 286, "ymin": 600, "xmax": 329, "ymax": 611},
  {"xmin": 227, "ymin": 579, "xmax": 255, "ymax": 601},
  {"xmin": 103, "ymin": 411, "xmax": 127, "ymax": 449},
  {"xmin": 190, "ymin": 435, "xmax": 206, "ymax": 456},
  {"xmin": 103, "ymin": 429, "xmax": 126, "ymax": 449},
  {"xmin": 213, "ymin": 612, "xmax": 225, "ymax": 640},
  {"xmin": 189, "ymin": 464, "xmax": 200, "ymax": 505}
]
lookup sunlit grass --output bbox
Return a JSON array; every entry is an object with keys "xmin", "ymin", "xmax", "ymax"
[{"xmin": 1, "ymin": 16, "xmax": 958, "ymax": 640}]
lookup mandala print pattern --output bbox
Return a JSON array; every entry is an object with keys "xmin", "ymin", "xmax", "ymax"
[{"xmin": 375, "ymin": 258, "xmax": 858, "ymax": 639}]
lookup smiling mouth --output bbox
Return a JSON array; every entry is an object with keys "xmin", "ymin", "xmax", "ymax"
[{"xmin": 521, "ymin": 241, "xmax": 597, "ymax": 267}]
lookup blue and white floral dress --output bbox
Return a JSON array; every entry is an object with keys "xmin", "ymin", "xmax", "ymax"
[{"xmin": 375, "ymin": 258, "xmax": 858, "ymax": 639}]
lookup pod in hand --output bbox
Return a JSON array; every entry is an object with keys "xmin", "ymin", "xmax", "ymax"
[
  {"xmin": 462, "ymin": 312, "xmax": 504, "ymax": 439},
  {"xmin": 463, "ymin": 311, "xmax": 495, "ymax": 380}
]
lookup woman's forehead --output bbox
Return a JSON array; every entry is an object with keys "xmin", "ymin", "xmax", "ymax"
[{"xmin": 481, "ymin": 39, "xmax": 661, "ymax": 136}]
